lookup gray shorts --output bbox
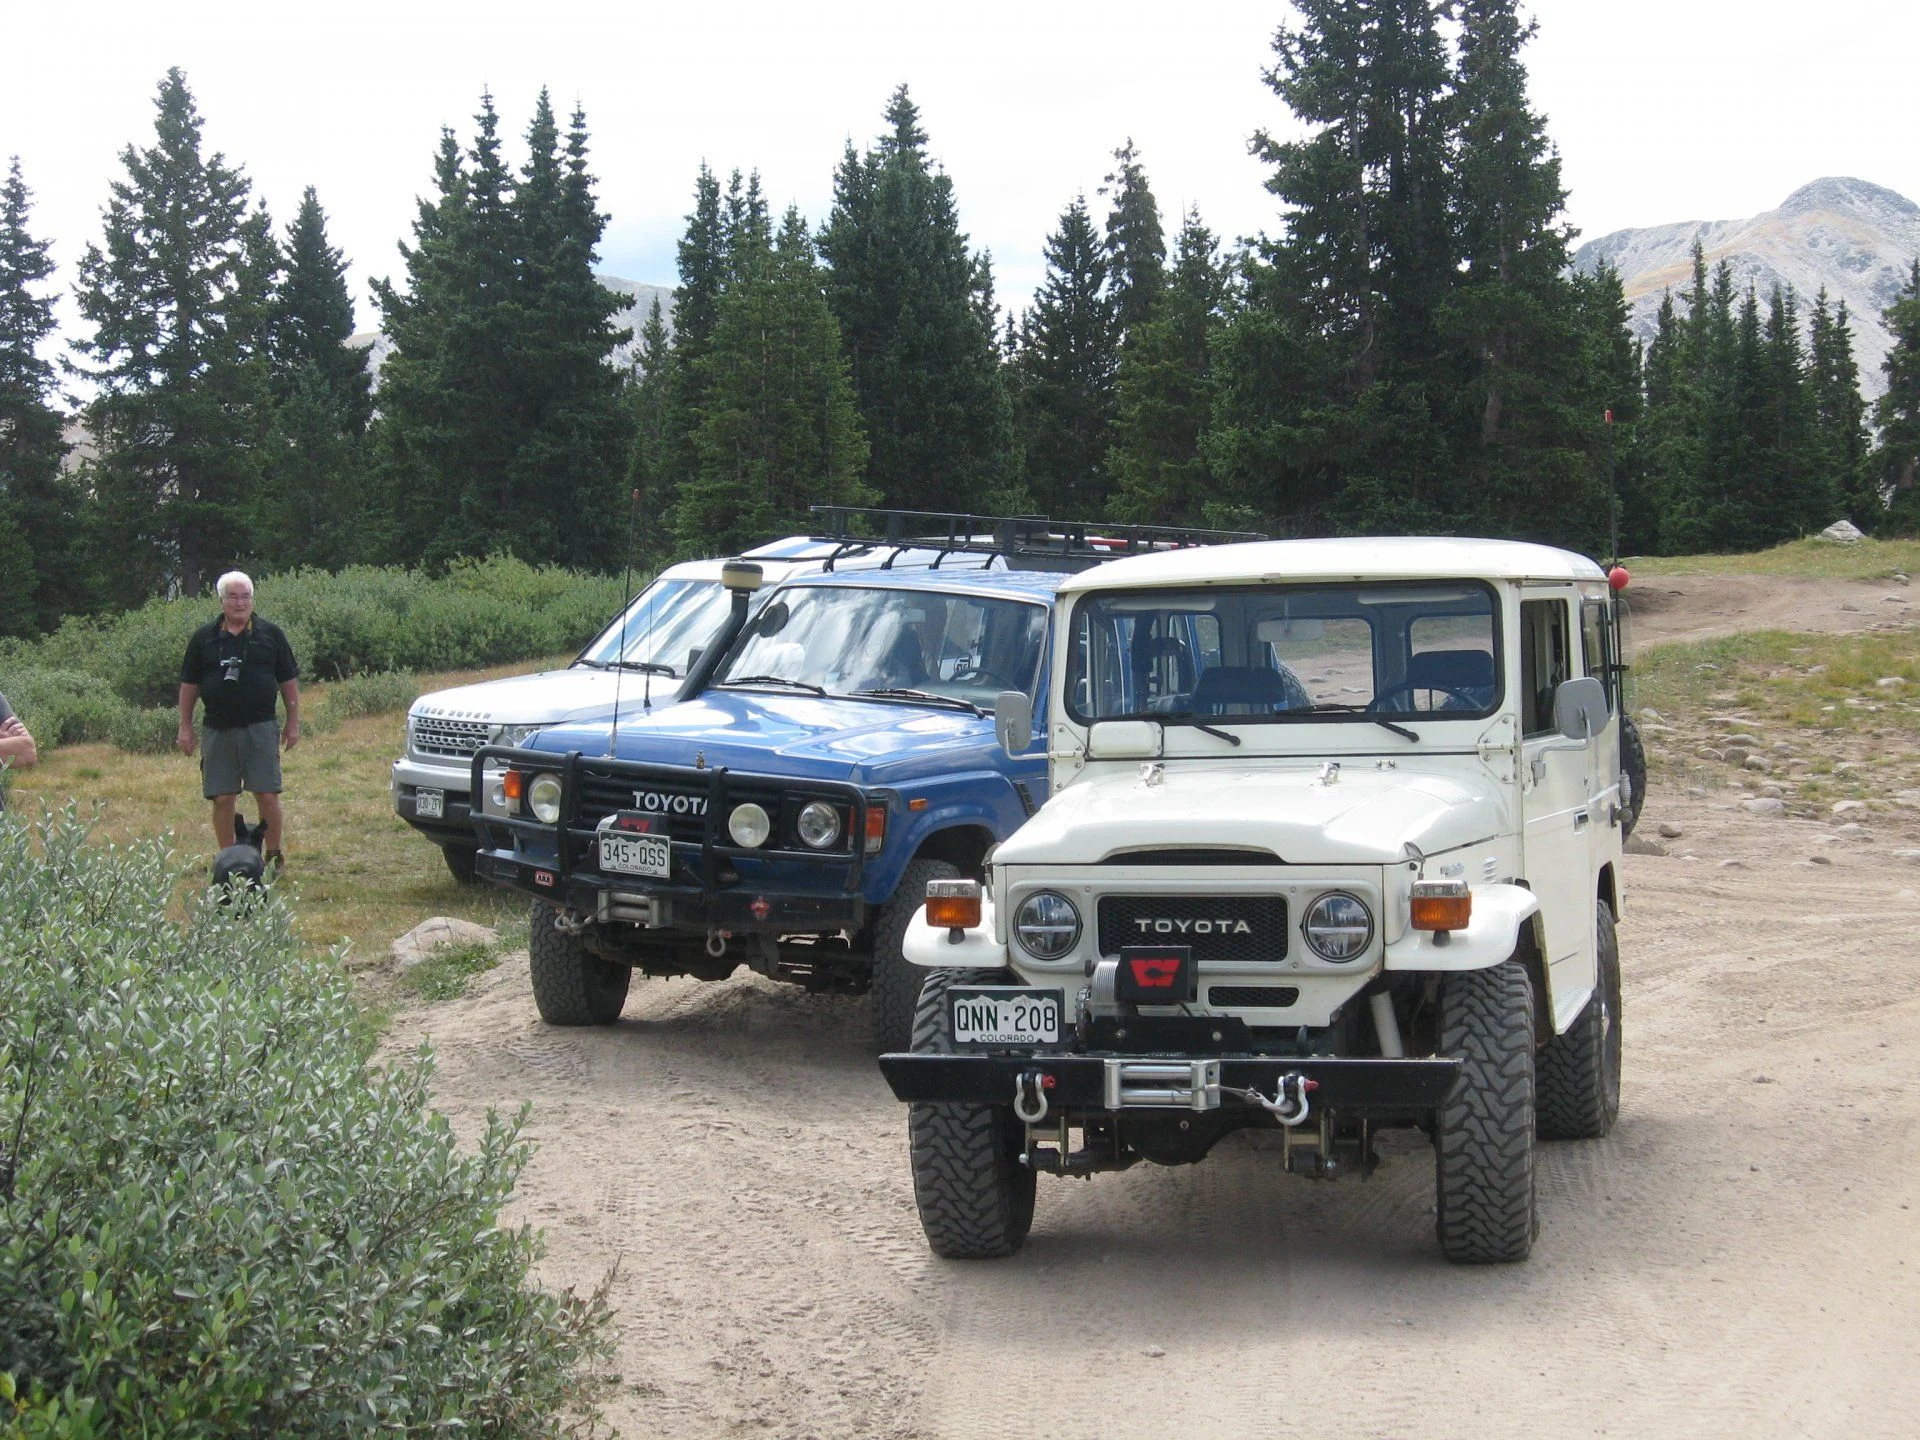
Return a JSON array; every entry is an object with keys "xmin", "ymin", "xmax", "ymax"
[{"xmin": 202, "ymin": 720, "xmax": 283, "ymax": 798}]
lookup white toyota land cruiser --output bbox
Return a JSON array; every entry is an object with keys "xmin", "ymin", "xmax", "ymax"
[{"xmin": 878, "ymin": 537, "xmax": 1640, "ymax": 1264}]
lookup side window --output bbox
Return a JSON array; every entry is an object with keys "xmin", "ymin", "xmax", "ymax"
[
  {"xmin": 1519, "ymin": 598, "xmax": 1572, "ymax": 737},
  {"xmin": 1581, "ymin": 599, "xmax": 1615, "ymax": 713}
]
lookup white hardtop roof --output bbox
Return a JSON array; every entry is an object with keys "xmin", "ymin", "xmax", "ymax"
[{"xmin": 1058, "ymin": 535, "xmax": 1607, "ymax": 594}]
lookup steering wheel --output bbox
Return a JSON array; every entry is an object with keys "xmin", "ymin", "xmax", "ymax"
[{"xmin": 1369, "ymin": 682, "xmax": 1485, "ymax": 714}]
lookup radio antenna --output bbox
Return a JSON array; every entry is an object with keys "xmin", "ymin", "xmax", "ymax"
[{"xmin": 609, "ymin": 486, "xmax": 642, "ymax": 758}]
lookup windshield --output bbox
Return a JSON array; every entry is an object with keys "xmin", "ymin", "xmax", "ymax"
[
  {"xmin": 716, "ymin": 585, "xmax": 1047, "ymax": 709},
  {"xmin": 577, "ymin": 578, "xmax": 739, "ymax": 675},
  {"xmin": 1067, "ymin": 582, "xmax": 1500, "ymax": 724}
]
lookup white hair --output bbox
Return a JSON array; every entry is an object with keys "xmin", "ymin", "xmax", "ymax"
[{"xmin": 216, "ymin": 570, "xmax": 254, "ymax": 599}]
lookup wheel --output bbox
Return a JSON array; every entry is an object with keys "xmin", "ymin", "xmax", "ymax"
[
  {"xmin": 870, "ymin": 856, "xmax": 960, "ymax": 1053},
  {"xmin": 1537, "ymin": 904, "xmax": 1622, "ymax": 1139},
  {"xmin": 527, "ymin": 899, "xmax": 631, "ymax": 1026},
  {"xmin": 441, "ymin": 843, "xmax": 479, "ymax": 885},
  {"xmin": 1618, "ymin": 715, "xmax": 1648, "ymax": 838},
  {"xmin": 1434, "ymin": 960, "xmax": 1537, "ymax": 1264},
  {"xmin": 906, "ymin": 967, "xmax": 1037, "ymax": 1259}
]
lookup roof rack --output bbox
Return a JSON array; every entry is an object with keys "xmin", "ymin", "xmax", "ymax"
[{"xmin": 807, "ymin": 506, "xmax": 1265, "ymax": 574}]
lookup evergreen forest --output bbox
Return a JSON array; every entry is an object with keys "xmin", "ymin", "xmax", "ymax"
[{"xmin": 5, "ymin": 5, "xmax": 1920, "ymax": 639}]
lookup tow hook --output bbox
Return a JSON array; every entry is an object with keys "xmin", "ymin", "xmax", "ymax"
[
  {"xmin": 705, "ymin": 929, "xmax": 729, "ymax": 958},
  {"xmin": 1012, "ymin": 1069, "xmax": 1055, "ymax": 1123},
  {"xmin": 1224, "ymin": 1071, "xmax": 1318, "ymax": 1127},
  {"xmin": 553, "ymin": 909, "xmax": 590, "ymax": 936}
]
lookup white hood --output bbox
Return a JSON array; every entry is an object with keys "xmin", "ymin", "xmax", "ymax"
[
  {"xmin": 1000, "ymin": 762, "xmax": 1505, "ymax": 867},
  {"xmin": 410, "ymin": 667, "xmax": 648, "ymax": 726}
]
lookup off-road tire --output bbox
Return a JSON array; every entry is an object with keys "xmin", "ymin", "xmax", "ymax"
[
  {"xmin": 870, "ymin": 857, "xmax": 960, "ymax": 1053},
  {"xmin": 906, "ymin": 967, "xmax": 1037, "ymax": 1259},
  {"xmin": 527, "ymin": 899, "xmax": 631, "ymax": 1026},
  {"xmin": 1619, "ymin": 715, "xmax": 1648, "ymax": 839},
  {"xmin": 1537, "ymin": 904, "xmax": 1622, "ymax": 1140},
  {"xmin": 1434, "ymin": 960, "xmax": 1537, "ymax": 1264},
  {"xmin": 441, "ymin": 843, "xmax": 479, "ymax": 885}
]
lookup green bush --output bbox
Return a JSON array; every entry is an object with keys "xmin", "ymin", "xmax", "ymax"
[
  {"xmin": 104, "ymin": 705, "xmax": 179, "ymax": 756},
  {"xmin": 0, "ymin": 809, "xmax": 614, "ymax": 1436},
  {"xmin": 0, "ymin": 668, "xmax": 134, "ymax": 748},
  {"xmin": 325, "ymin": 670, "xmax": 422, "ymax": 721},
  {"xmin": 2, "ymin": 559, "xmax": 629, "ymax": 738}
]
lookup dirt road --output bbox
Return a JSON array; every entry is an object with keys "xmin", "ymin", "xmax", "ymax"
[
  {"xmin": 1624, "ymin": 572, "xmax": 1914, "ymax": 647},
  {"xmin": 388, "ymin": 790, "xmax": 1920, "ymax": 1440}
]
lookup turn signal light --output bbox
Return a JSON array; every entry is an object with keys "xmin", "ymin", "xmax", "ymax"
[
  {"xmin": 925, "ymin": 879, "xmax": 983, "ymax": 932},
  {"xmin": 1411, "ymin": 880, "xmax": 1471, "ymax": 932},
  {"xmin": 502, "ymin": 770, "xmax": 526, "ymax": 804},
  {"xmin": 865, "ymin": 804, "xmax": 888, "ymax": 855}
]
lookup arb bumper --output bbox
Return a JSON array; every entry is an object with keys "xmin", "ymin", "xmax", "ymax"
[{"xmin": 878, "ymin": 1053, "xmax": 1461, "ymax": 1118}]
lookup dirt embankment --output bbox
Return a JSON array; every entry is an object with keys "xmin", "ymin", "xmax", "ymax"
[{"xmin": 1625, "ymin": 572, "xmax": 1913, "ymax": 648}]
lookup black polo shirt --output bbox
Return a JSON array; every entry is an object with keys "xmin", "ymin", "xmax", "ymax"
[{"xmin": 181, "ymin": 615, "xmax": 300, "ymax": 730}]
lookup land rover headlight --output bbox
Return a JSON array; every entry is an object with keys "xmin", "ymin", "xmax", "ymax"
[
  {"xmin": 1302, "ymin": 891, "xmax": 1373, "ymax": 962},
  {"xmin": 728, "ymin": 802, "xmax": 772, "ymax": 849},
  {"xmin": 527, "ymin": 773, "xmax": 563, "ymax": 824},
  {"xmin": 796, "ymin": 800, "xmax": 841, "ymax": 849},
  {"xmin": 494, "ymin": 723, "xmax": 539, "ymax": 747},
  {"xmin": 1012, "ymin": 890, "xmax": 1081, "ymax": 960}
]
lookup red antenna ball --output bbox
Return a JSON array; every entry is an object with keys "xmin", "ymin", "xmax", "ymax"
[{"xmin": 1608, "ymin": 566, "xmax": 1630, "ymax": 592}]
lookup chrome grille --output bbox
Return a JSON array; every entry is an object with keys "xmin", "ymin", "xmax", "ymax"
[
  {"xmin": 412, "ymin": 716, "xmax": 490, "ymax": 758},
  {"xmin": 1096, "ymin": 895, "xmax": 1289, "ymax": 964}
]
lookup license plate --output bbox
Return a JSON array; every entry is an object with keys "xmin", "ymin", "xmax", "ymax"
[
  {"xmin": 598, "ymin": 832, "xmax": 672, "ymax": 878},
  {"xmin": 948, "ymin": 987, "xmax": 1065, "ymax": 1047},
  {"xmin": 415, "ymin": 788, "xmax": 445, "ymax": 819}
]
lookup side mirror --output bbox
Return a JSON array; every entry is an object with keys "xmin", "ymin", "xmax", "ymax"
[
  {"xmin": 994, "ymin": 691, "xmax": 1033, "ymax": 756},
  {"xmin": 1552, "ymin": 676, "xmax": 1608, "ymax": 742}
]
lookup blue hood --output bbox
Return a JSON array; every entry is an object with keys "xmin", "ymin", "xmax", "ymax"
[{"xmin": 525, "ymin": 692, "xmax": 1000, "ymax": 785}]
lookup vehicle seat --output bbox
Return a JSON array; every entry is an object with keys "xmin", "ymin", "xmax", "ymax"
[
  {"xmin": 1407, "ymin": 649, "xmax": 1495, "ymax": 708},
  {"xmin": 1191, "ymin": 666, "xmax": 1305, "ymax": 715},
  {"xmin": 880, "ymin": 629, "xmax": 928, "ymax": 688}
]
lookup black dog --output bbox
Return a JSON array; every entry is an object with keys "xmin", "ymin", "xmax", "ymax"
[{"xmin": 211, "ymin": 813, "xmax": 271, "ymax": 895}]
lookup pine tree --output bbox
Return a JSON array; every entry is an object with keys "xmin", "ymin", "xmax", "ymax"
[
  {"xmin": 626, "ymin": 296, "xmax": 673, "ymax": 539},
  {"xmin": 1109, "ymin": 207, "xmax": 1224, "ymax": 526},
  {"xmin": 650, "ymin": 165, "xmax": 728, "ymax": 538},
  {"xmin": 1017, "ymin": 196, "xmax": 1118, "ymax": 515},
  {"xmin": 1875, "ymin": 259, "xmax": 1920, "ymax": 533},
  {"xmin": 373, "ymin": 92, "xmax": 630, "ymax": 567},
  {"xmin": 1755, "ymin": 285, "xmax": 1829, "ymax": 542},
  {"xmin": 673, "ymin": 208, "xmax": 872, "ymax": 554},
  {"xmin": 1807, "ymin": 290, "xmax": 1874, "ymax": 530},
  {"xmin": 0, "ymin": 157, "xmax": 78, "ymax": 634},
  {"xmin": 73, "ymin": 68, "xmax": 276, "ymax": 602},
  {"xmin": 1100, "ymin": 140, "xmax": 1165, "ymax": 349},
  {"xmin": 258, "ymin": 187, "xmax": 373, "ymax": 568},
  {"xmin": 818, "ymin": 86, "xmax": 1013, "ymax": 513}
]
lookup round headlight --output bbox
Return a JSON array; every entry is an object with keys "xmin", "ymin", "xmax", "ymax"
[
  {"xmin": 796, "ymin": 800, "xmax": 841, "ymax": 849},
  {"xmin": 1302, "ymin": 891, "xmax": 1373, "ymax": 962},
  {"xmin": 527, "ymin": 772, "xmax": 563, "ymax": 824},
  {"xmin": 1012, "ymin": 890, "xmax": 1081, "ymax": 960},
  {"xmin": 728, "ymin": 802, "xmax": 772, "ymax": 849}
]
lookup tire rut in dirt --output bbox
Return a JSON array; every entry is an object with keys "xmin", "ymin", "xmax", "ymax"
[
  {"xmin": 1538, "ymin": 904, "xmax": 1623, "ymax": 1140},
  {"xmin": 905, "ymin": 966, "xmax": 1036, "ymax": 1259},
  {"xmin": 870, "ymin": 856, "xmax": 959, "ymax": 1053},
  {"xmin": 527, "ymin": 898, "xmax": 631, "ymax": 1026},
  {"xmin": 1435, "ymin": 959, "xmax": 1537, "ymax": 1264}
]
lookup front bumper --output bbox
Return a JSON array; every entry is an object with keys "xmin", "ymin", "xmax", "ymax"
[
  {"xmin": 469, "ymin": 745, "xmax": 875, "ymax": 935},
  {"xmin": 392, "ymin": 755, "xmax": 476, "ymax": 842},
  {"xmin": 878, "ymin": 1053, "xmax": 1460, "ymax": 1119}
]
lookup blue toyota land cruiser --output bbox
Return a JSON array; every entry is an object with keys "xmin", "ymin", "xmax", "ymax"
[{"xmin": 470, "ymin": 512, "xmax": 1257, "ymax": 1049}]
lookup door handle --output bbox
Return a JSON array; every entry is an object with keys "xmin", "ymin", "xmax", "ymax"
[{"xmin": 1574, "ymin": 810, "xmax": 1590, "ymax": 831}]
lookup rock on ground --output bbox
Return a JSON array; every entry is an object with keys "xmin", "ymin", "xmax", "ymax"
[
  {"xmin": 1818, "ymin": 518, "xmax": 1865, "ymax": 543},
  {"xmin": 391, "ymin": 915, "xmax": 500, "ymax": 971}
]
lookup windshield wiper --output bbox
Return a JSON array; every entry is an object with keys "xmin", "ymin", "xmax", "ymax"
[
  {"xmin": 852, "ymin": 687, "xmax": 987, "ymax": 717},
  {"xmin": 1155, "ymin": 712, "xmax": 1243, "ymax": 746},
  {"xmin": 1313, "ymin": 704, "xmax": 1420, "ymax": 742},
  {"xmin": 610, "ymin": 659, "xmax": 677, "ymax": 677},
  {"xmin": 721, "ymin": 674, "xmax": 827, "ymax": 695}
]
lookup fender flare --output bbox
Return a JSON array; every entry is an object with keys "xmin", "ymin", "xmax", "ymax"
[
  {"xmin": 903, "ymin": 897, "xmax": 1010, "ymax": 970},
  {"xmin": 1383, "ymin": 883, "xmax": 1541, "ymax": 973}
]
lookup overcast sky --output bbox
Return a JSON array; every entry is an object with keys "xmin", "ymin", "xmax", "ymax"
[{"xmin": 6, "ymin": 0, "xmax": 1918, "ymax": 347}]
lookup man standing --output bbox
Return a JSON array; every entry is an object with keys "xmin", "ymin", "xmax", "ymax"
[{"xmin": 177, "ymin": 571, "xmax": 300, "ymax": 870}]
